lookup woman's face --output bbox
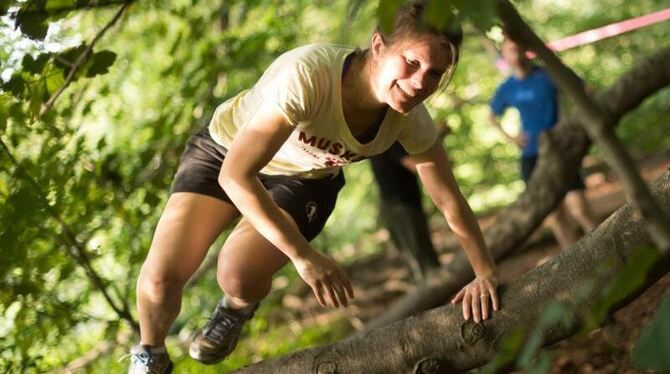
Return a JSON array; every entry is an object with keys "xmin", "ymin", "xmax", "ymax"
[{"xmin": 371, "ymin": 33, "xmax": 451, "ymax": 114}]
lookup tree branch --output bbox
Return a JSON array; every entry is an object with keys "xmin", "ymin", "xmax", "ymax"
[
  {"xmin": 498, "ymin": 0, "xmax": 670, "ymax": 253},
  {"xmin": 39, "ymin": 1, "xmax": 133, "ymax": 118},
  {"xmin": 236, "ymin": 170, "xmax": 670, "ymax": 373}
]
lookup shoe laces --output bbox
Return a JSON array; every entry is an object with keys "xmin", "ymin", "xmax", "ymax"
[
  {"xmin": 120, "ymin": 349, "xmax": 166, "ymax": 374},
  {"xmin": 203, "ymin": 308, "xmax": 245, "ymax": 344}
]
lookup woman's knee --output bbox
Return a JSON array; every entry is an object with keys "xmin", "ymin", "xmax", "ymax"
[
  {"xmin": 216, "ymin": 265, "xmax": 272, "ymax": 302},
  {"xmin": 137, "ymin": 265, "xmax": 186, "ymax": 304}
]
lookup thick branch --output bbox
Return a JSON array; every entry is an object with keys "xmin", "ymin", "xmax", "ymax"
[
  {"xmin": 236, "ymin": 170, "xmax": 670, "ymax": 373},
  {"xmin": 39, "ymin": 1, "xmax": 132, "ymax": 118},
  {"xmin": 498, "ymin": 0, "xmax": 670, "ymax": 252},
  {"xmin": 364, "ymin": 45, "xmax": 670, "ymax": 330}
]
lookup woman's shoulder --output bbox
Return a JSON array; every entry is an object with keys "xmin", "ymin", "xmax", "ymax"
[{"xmin": 276, "ymin": 43, "xmax": 354, "ymax": 71}]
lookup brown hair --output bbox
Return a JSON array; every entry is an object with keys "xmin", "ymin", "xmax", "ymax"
[{"xmin": 377, "ymin": 0, "xmax": 463, "ymax": 89}]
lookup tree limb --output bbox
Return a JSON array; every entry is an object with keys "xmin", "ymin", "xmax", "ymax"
[
  {"xmin": 39, "ymin": 1, "xmax": 133, "ymax": 118},
  {"xmin": 235, "ymin": 169, "xmax": 670, "ymax": 373},
  {"xmin": 498, "ymin": 0, "xmax": 670, "ymax": 252}
]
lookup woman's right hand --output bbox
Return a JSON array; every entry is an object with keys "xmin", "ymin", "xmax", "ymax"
[{"xmin": 291, "ymin": 250, "xmax": 355, "ymax": 308}]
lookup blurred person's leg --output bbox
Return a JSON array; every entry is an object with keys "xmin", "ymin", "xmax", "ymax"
[
  {"xmin": 380, "ymin": 199, "xmax": 440, "ymax": 281},
  {"xmin": 545, "ymin": 201, "xmax": 580, "ymax": 248},
  {"xmin": 565, "ymin": 189, "xmax": 597, "ymax": 233}
]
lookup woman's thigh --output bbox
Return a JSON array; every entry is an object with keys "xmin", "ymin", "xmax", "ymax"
[
  {"xmin": 216, "ymin": 210, "xmax": 297, "ymax": 291},
  {"xmin": 141, "ymin": 192, "xmax": 240, "ymax": 285}
]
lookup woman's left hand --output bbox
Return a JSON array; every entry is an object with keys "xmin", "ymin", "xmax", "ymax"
[{"xmin": 450, "ymin": 272, "xmax": 500, "ymax": 323}]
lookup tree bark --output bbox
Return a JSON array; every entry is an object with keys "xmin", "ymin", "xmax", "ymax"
[
  {"xmin": 235, "ymin": 170, "xmax": 670, "ymax": 373},
  {"xmin": 363, "ymin": 44, "xmax": 670, "ymax": 331}
]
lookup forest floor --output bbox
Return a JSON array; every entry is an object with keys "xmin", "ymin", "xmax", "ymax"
[{"xmin": 278, "ymin": 151, "xmax": 670, "ymax": 374}]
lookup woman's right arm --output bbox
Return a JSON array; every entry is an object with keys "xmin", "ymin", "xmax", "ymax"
[{"xmin": 218, "ymin": 101, "xmax": 354, "ymax": 308}]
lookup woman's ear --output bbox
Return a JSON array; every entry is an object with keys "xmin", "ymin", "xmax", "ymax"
[{"xmin": 370, "ymin": 32, "xmax": 386, "ymax": 62}]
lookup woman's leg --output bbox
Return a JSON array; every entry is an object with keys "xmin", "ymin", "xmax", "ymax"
[
  {"xmin": 137, "ymin": 192, "xmax": 239, "ymax": 346},
  {"xmin": 187, "ymin": 210, "xmax": 295, "ymax": 364},
  {"xmin": 216, "ymin": 212, "xmax": 295, "ymax": 309}
]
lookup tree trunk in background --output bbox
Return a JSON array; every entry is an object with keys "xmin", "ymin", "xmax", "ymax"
[
  {"xmin": 499, "ymin": 0, "xmax": 670, "ymax": 252},
  {"xmin": 363, "ymin": 46, "xmax": 670, "ymax": 331},
  {"xmin": 235, "ymin": 170, "xmax": 670, "ymax": 373}
]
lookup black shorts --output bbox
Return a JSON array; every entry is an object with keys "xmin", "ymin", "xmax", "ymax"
[
  {"xmin": 521, "ymin": 155, "xmax": 585, "ymax": 191},
  {"xmin": 171, "ymin": 127, "xmax": 345, "ymax": 241}
]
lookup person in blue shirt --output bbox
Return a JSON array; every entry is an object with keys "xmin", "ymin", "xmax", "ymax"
[{"xmin": 489, "ymin": 37, "xmax": 597, "ymax": 249}]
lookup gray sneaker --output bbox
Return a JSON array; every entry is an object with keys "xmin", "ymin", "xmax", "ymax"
[
  {"xmin": 126, "ymin": 345, "xmax": 173, "ymax": 374},
  {"xmin": 189, "ymin": 300, "xmax": 258, "ymax": 365}
]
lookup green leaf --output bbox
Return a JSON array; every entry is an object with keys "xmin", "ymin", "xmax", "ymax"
[
  {"xmin": 584, "ymin": 245, "xmax": 660, "ymax": 331},
  {"xmin": 22, "ymin": 54, "xmax": 51, "ymax": 75},
  {"xmin": 86, "ymin": 50, "xmax": 117, "ymax": 77},
  {"xmin": 0, "ymin": 1, "xmax": 12, "ymax": 15},
  {"xmin": 45, "ymin": 68, "xmax": 65, "ymax": 94},
  {"xmin": 378, "ymin": 0, "xmax": 404, "ymax": 35},
  {"xmin": 15, "ymin": 12, "xmax": 49, "ymax": 41},
  {"xmin": 28, "ymin": 79, "xmax": 46, "ymax": 118},
  {"xmin": 454, "ymin": 0, "xmax": 498, "ymax": 32},
  {"xmin": 2, "ymin": 74, "xmax": 26, "ymax": 98},
  {"xmin": 481, "ymin": 327, "xmax": 525, "ymax": 373},
  {"xmin": 0, "ymin": 95, "xmax": 9, "ymax": 132},
  {"xmin": 424, "ymin": 0, "xmax": 455, "ymax": 32},
  {"xmin": 55, "ymin": 44, "xmax": 88, "ymax": 79},
  {"xmin": 632, "ymin": 293, "xmax": 670, "ymax": 370}
]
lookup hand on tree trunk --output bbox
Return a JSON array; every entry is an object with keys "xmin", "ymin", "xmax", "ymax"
[{"xmin": 450, "ymin": 272, "xmax": 500, "ymax": 322}]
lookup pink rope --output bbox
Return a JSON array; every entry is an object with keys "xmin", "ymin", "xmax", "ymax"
[
  {"xmin": 546, "ymin": 8, "xmax": 670, "ymax": 52},
  {"xmin": 496, "ymin": 8, "xmax": 670, "ymax": 69}
]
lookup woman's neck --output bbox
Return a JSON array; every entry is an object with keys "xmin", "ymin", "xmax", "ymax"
[{"xmin": 341, "ymin": 50, "xmax": 388, "ymax": 135}]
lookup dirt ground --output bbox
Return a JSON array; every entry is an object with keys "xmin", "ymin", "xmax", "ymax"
[{"xmin": 281, "ymin": 153, "xmax": 670, "ymax": 373}]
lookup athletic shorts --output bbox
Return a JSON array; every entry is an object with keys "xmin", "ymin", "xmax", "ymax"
[
  {"xmin": 521, "ymin": 155, "xmax": 585, "ymax": 191},
  {"xmin": 171, "ymin": 126, "xmax": 345, "ymax": 241}
]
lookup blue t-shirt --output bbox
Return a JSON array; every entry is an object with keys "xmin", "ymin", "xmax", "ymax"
[{"xmin": 490, "ymin": 66, "xmax": 558, "ymax": 157}]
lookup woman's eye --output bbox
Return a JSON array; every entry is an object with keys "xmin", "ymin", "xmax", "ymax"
[{"xmin": 405, "ymin": 58, "xmax": 419, "ymax": 67}]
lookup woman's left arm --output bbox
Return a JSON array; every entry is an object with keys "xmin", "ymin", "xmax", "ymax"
[{"xmin": 409, "ymin": 140, "xmax": 500, "ymax": 322}]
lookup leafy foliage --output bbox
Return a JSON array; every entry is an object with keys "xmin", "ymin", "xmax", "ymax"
[
  {"xmin": 1, "ymin": 0, "xmax": 668, "ymax": 372},
  {"xmin": 633, "ymin": 292, "xmax": 670, "ymax": 370}
]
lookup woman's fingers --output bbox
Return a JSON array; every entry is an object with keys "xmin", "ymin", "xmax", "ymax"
[
  {"xmin": 471, "ymin": 291, "xmax": 482, "ymax": 323},
  {"xmin": 339, "ymin": 271, "xmax": 355, "ymax": 299},
  {"xmin": 313, "ymin": 281, "xmax": 326, "ymax": 307},
  {"xmin": 325, "ymin": 279, "xmax": 339, "ymax": 308},
  {"xmin": 462, "ymin": 293, "xmax": 472, "ymax": 320},
  {"xmin": 332, "ymin": 279, "xmax": 348, "ymax": 307},
  {"xmin": 490, "ymin": 285, "xmax": 500, "ymax": 311},
  {"xmin": 451, "ymin": 288, "xmax": 465, "ymax": 304},
  {"xmin": 481, "ymin": 292, "xmax": 490, "ymax": 321},
  {"xmin": 455, "ymin": 278, "xmax": 500, "ymax": 321}
]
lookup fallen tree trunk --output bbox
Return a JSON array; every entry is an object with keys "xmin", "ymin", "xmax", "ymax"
[
  {"xmin": 235, "ymin": 169, "xmax": 670, "ymax": 373},
  {"xmin": 363, "ymin": 44, "xmax": 670, "ymax": 331}
]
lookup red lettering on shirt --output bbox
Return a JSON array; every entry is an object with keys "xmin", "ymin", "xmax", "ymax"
[
  {"xmin": 298, "ymin": 131, "xmax": 317, "ymax": 146},
  {"xmin": 316, "ymin": 138, "xmax": 331, "ymax": 150},
  {"xmin": 328, "ymin": 142, "xmax": 343, "ymax": 155},
  {"xmin": 340, "ymin": 150, "xmax": 357, "ymax": 160}
]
